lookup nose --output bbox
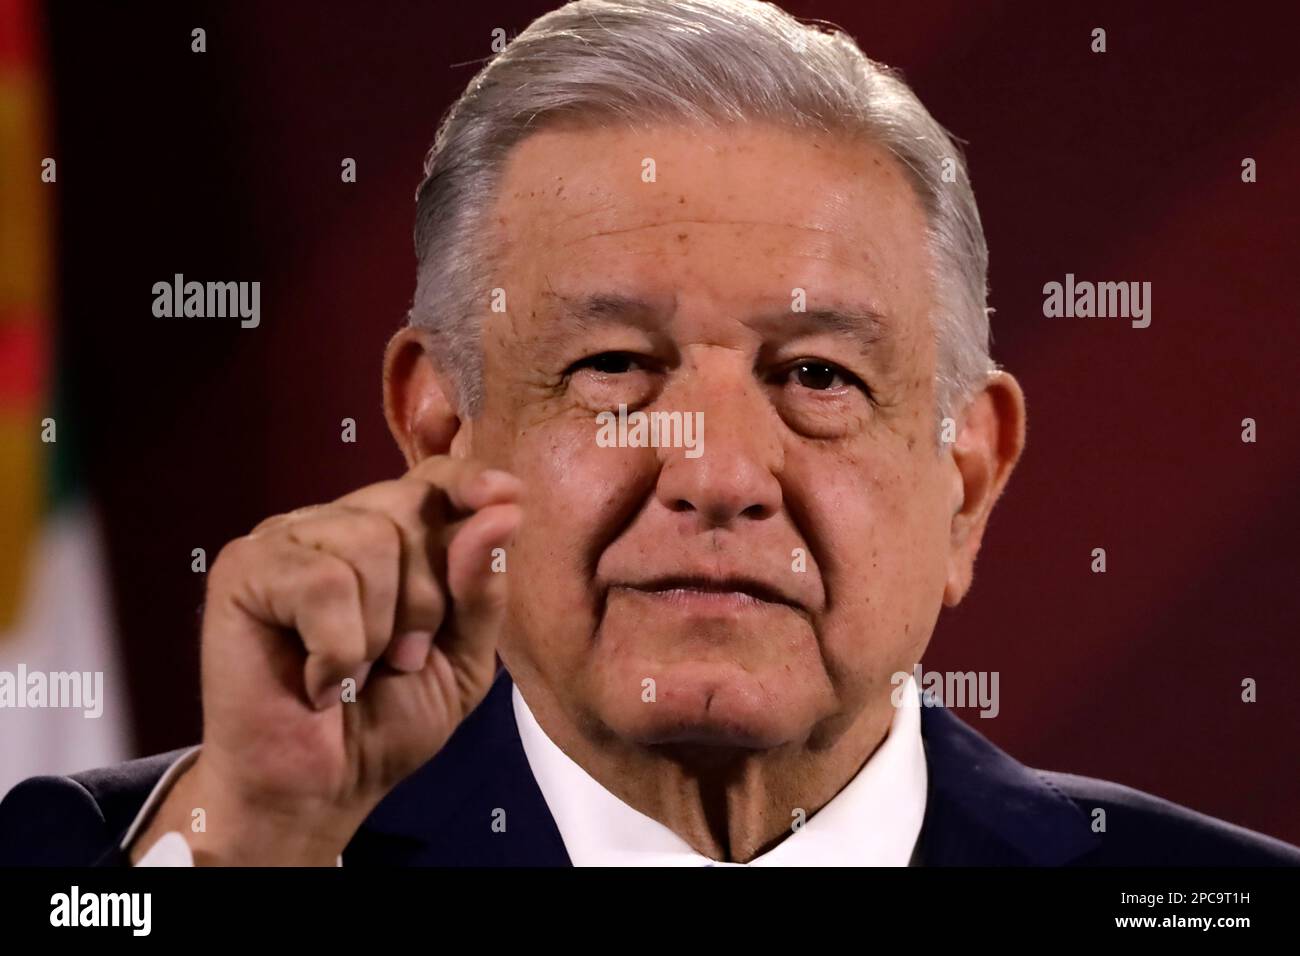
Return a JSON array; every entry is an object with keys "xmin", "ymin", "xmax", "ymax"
[{"xmin": 653, "ymin": 356, "xmax": 783, "ymax": 529}]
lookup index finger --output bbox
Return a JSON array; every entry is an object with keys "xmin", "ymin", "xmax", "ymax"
[{"xmin": 404, "ymin": 456, "xmax": 523, "ymax": 515}]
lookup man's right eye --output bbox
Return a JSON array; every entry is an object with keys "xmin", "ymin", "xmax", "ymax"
[
  {"xmin": 565, "ymin": 352, "xmax": 659, "ymax": 409},
  {"xmin": 573, "ymin": 352, "xmax": 640, "ymax": 375}
]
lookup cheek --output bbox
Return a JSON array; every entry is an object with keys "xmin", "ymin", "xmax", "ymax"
[
  {"xmin": 791, "ymin": 443, "xmax": 950, "ymax": 682},
  {"xmin": 789, "ymin": 441, "xmax": 936, "ymax": 573},
  {"xmin": 496, "ymin": 414, "xmax": 654, "ymax": 661}
]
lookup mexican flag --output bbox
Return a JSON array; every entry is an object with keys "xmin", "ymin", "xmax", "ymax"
[{"xmin": 0, "ymin": 0, "xmax": 131, "ymax": 796}]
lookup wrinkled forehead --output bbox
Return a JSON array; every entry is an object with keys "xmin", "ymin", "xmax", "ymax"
[{"xmin": 487, "ymin": 121, "xmax": 936, "ymax": 343}]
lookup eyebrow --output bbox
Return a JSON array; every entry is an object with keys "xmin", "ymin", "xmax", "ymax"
[
  {"xmin": 546, "ymin": 289, "xmax": 892, "ymax": 354},
  {"xmin": 549, "ymin": 291, "xmax": 667, "ymax": 333},
  {"xmin": 766, "ymin": 306, "xmax": 891, "ymax": 352}
]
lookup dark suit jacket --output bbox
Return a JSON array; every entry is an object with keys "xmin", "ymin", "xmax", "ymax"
[{"xmin": 2, "ymin": 670, "xmax": 1296, "ymax": 866}]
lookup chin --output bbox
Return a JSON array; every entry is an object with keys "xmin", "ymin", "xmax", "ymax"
[{"xmin": 593, "ymin": 659, "xmax": 826, "ymax": 752}]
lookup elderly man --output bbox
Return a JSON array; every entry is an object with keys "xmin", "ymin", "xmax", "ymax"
[{"xmin": 2, "ymin": 0, "xmax": 1296, "ymax": 867}]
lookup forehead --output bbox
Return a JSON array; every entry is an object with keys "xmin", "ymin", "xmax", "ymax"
[{"xmin": 488, "ymin": 121, "xmax": 934, "ymax": 331}]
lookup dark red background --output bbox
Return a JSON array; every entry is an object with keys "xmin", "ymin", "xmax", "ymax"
[{"xmin": 44, "ymin": 1, "xmax": 1300, "ymax": 844}]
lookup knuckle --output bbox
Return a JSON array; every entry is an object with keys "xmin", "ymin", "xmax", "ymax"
[
  {"xmin": 393, "ymin": 477, "xmax": 446, "ymax": 521},
  {"xmin": 405, "ymin": 572, "xmax": 447, "ymax": 624},
  {"xmin": 250, "ymin": 504, "xmax": 322, "ymax": 537},
  {"xmin": 350, "ymin": 507, "xmax": 404, "ymax": 565},
  {"xmin": 208, "ymin": 535, "xmax": 258, "ymax": 588},
  {"xmin": 302, "ymin": 553, "xmax": 360, "ymax": 606},
  {"xmin": 408, "ymin": 454, "xmax": 452, "ymax": 480}
]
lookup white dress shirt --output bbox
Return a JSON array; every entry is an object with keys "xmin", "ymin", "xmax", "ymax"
[
  {"xmin": 513, "ymin": 678, "xmax": 927, "ymax": 866},
  {"xmin": 130, "ymin": 677, "xmax": 928, "ymax": 866}
]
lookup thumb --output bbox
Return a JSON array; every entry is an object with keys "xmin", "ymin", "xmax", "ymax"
[{"xmin": 439, "ymin": 501, "xmax": 521, "ymax": 673}]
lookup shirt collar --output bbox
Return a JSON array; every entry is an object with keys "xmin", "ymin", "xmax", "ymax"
[{"xmin": 512, "ymin": 677, "xmax": 928, "ymax": 866}]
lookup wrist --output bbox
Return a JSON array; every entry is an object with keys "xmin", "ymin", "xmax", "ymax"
[{"xmin": 142, "ymin": 757, "xmax": 366, "ymax": 866}]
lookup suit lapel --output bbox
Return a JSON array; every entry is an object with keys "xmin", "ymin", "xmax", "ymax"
[
  {"xmin": 345, "ymin": 670, "xmax": 571, "ymax": 866},
  {"xmin": 915, "ymin": 704, "xmax": 1101, "ymax": 865}
]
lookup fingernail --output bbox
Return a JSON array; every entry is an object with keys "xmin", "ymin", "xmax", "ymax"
[
  {"xmin": 389, "ymin": 631, "xmax": 431, "ymax": 672},
  {"xmin": 478, "ymin": 469, "xmax": 521, "ymax": 496},
  {"xmin": 349, "ymin": 662, "xmax": 373, "ymax": 691}
]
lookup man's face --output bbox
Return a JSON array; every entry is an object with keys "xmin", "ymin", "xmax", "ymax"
[{"xmin": 472, "ymin": 121, "xmax": 955, "ymax": 751}]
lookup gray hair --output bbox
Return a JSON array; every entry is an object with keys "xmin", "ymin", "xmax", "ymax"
[{"xmin": 410, "ymin": 0, "xmax": 995, "ymax": 421}]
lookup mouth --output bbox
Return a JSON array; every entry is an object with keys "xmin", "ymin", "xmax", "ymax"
[{"xmin": 615, "ymin": 575, "xmax": 805, "ymax": 613}]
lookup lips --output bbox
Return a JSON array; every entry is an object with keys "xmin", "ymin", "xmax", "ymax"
[{"xmin": 614, "ymin": 574, "xmax": 805, "ymax": 612}]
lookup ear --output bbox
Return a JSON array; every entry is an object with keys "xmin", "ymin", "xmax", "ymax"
[
  {"xmin": 382, "ymin": 325, "xmax": 469, "ymax": 468},
  {"xmin": 942, "ymin": 370, "xmax": 1027, "ymax": 606}
]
